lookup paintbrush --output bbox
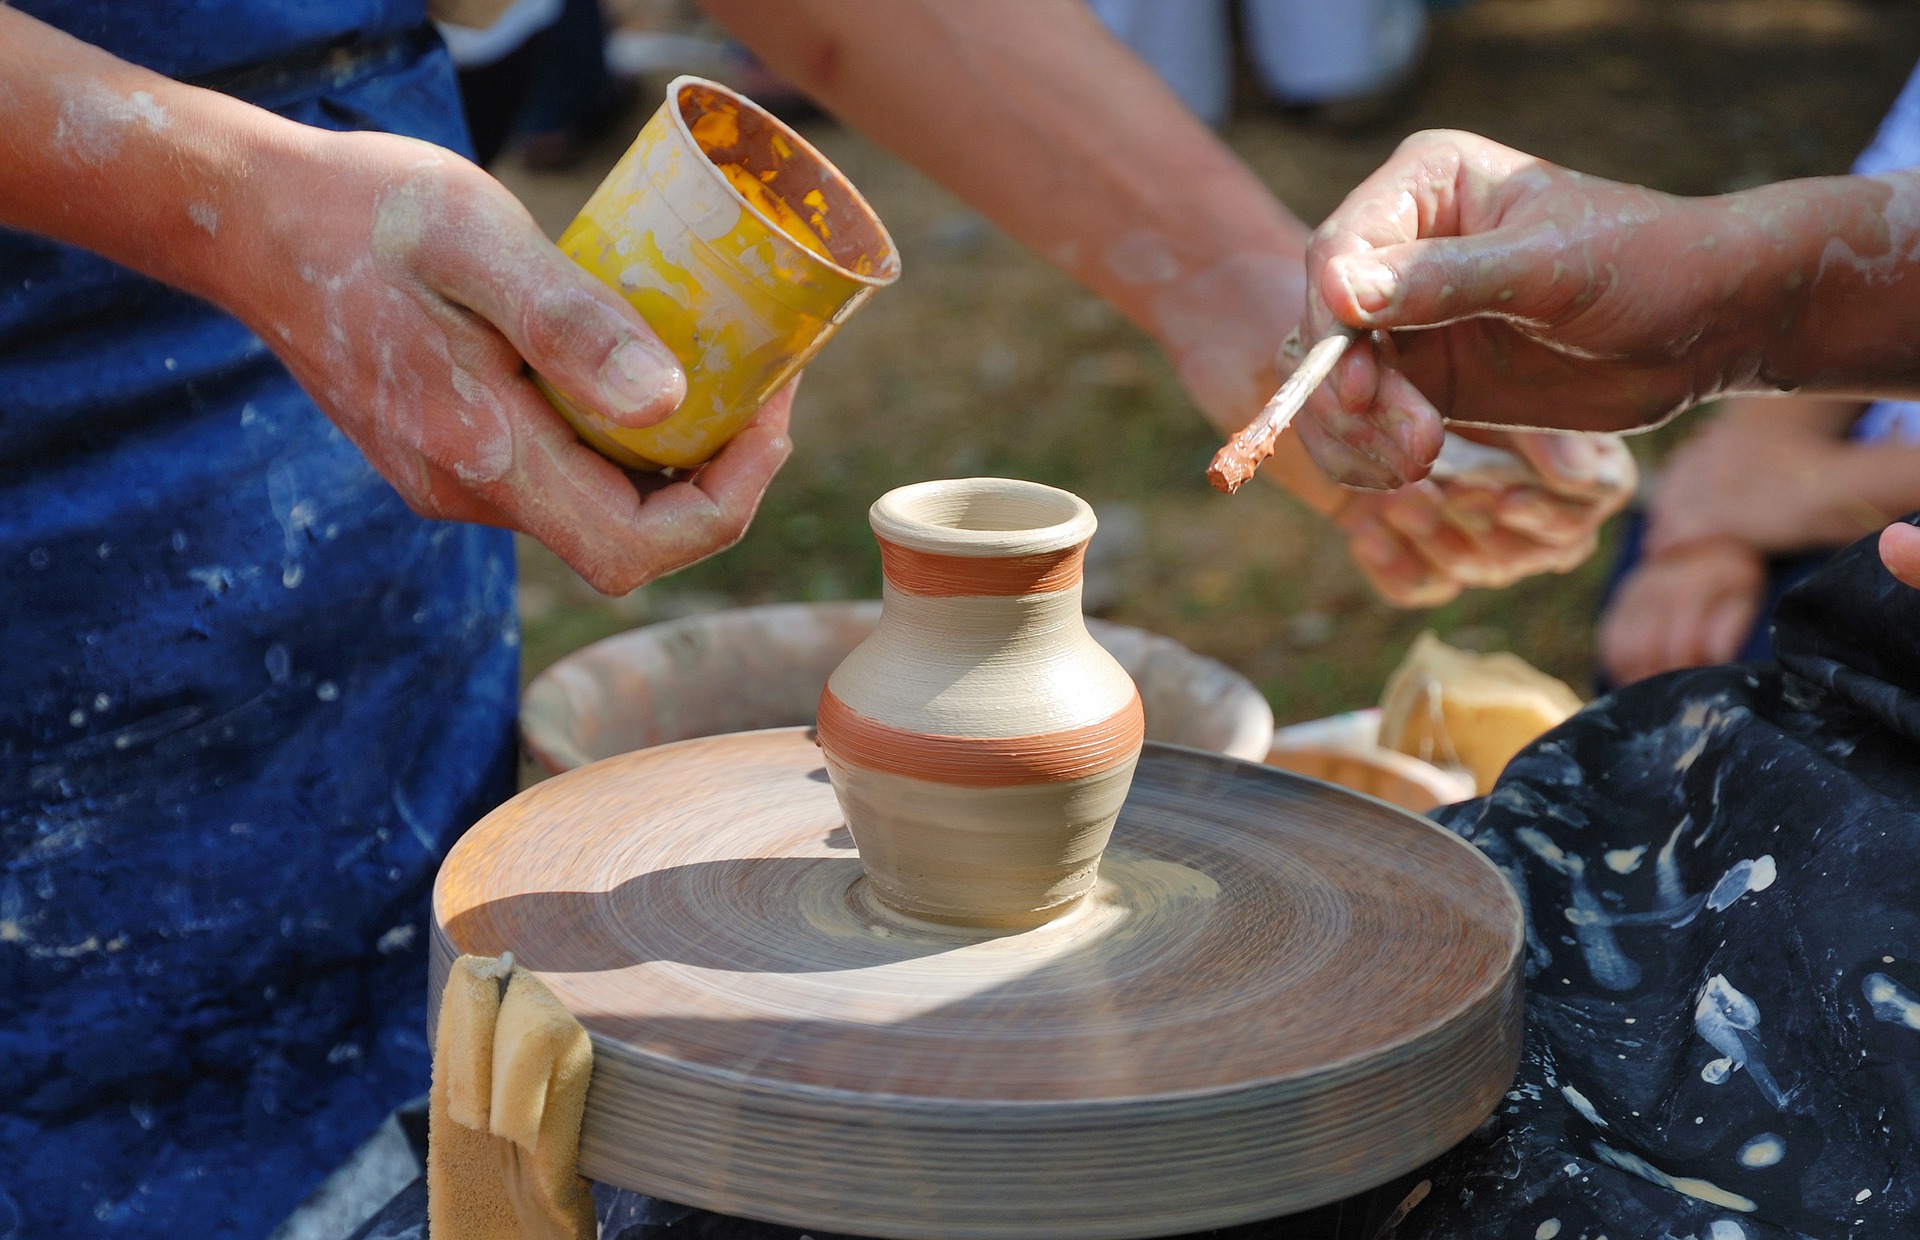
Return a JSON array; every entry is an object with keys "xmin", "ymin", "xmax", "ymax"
[{"xmin": 1207, "ymin": 326, "xmax": 1358, "ymax": 494}]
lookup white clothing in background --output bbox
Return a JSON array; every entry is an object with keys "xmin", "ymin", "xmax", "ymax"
[
  {"xmin": 436, "ymin": 0, "xmax": 562, "ymax": 68},
  {"xmin": 1088, "ymin": 0, "xmax": 1427, "ymax": 126}
]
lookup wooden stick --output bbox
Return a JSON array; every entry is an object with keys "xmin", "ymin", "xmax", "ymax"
[{"xmin": 1207, "ymin": 327, "xmax": 1357, "ymax": 494}]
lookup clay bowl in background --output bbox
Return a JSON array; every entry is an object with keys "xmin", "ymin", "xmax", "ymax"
[
  {"xmin": 1263, "ymin": 744, "xmax": 1475, "ymax": 815},
  {"xmin": 522, "ymin": 600, "xmax": 1274, "ymax": 773}
]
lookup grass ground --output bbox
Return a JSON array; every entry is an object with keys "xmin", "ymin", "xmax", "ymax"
[{"xmin": 501, "ymin": 0, "xmax": 1920, "ymax": 727}]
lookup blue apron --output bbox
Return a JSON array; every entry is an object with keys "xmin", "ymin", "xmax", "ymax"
[{"xmin": 0, "ymin": 5, "xmax": 518, "ymax": 1236}]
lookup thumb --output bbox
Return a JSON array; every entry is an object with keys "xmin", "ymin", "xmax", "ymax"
[
  {"xmin": 429, "ymin": 215, "xmax": 687, "ymax": 430},
  {"xmin": 1881, "ymin": 521, "xmax": 1920, "ymax": 589},
  {"xmin": 1319, "ymin": 219, "xmax": 1567, "ymax": 333}
]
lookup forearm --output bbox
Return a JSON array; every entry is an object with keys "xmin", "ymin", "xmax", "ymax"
[
  {"xmin": 1646, "ymin": 393, "xmax": 1920, "ymax": 555},
  {"xmin": 1716, "ymin": 171, "xmax": 1920, "ymax": 399},
  {"xmin": 0, "ymin": 8, "xmax": 316, "ymax": 313},
  {"xmin": 1828, "ymin": 441, "xmax": 1920, "ymax": 530},
  {"xmin": 697, "ymin": 0, "xmax": 1310, "ymax": 422}
]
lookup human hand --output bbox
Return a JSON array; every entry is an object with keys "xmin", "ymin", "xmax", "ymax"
[
  {"xmin": 1883, "ymin": 522, "xmax": 1920, "ymax": 589},
  {"xmin": 1160, "ymin": 259, "xmax": 1636, "ymax": 608},
  {"xmin": 1597, "ymin": 538, "xmax": 1766, "ymax": 685},
  {"xmin": 223, "ymin": 128, "xmax": 792, "ymax": 594},
  {"xmin": 1334, "ymin": 430, "xmax": 1636, "ymax": 606},
  {"xmin": 1295, "ymin": 130, "xmax": 1769, "ymax": 489}
]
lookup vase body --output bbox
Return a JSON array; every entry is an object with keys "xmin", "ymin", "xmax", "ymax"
[{"xmin": 817, "ymin": 479, "xmax": 1145, "ymax": 928}]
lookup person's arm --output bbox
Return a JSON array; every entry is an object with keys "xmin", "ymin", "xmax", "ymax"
[
  {"xmin": 697, "ymin": 0, "xmax": 1633, "ymax": 606},
  {"xmin": 1295, "ymin": 130, "xmax": 1920, "ymax": 489},
  {"xmin": 1, "ymin": 7, "xmax": 791, "ymax": 595},
  {"xmin": 699, "ymin": 0, "xmax": 1308, "ymax": 452},
  {"xmin": 1641, "ymin": 396, "xmax": 1920, "ymax": 557}
]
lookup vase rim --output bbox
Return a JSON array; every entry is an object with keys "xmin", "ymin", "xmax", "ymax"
[{"xmin": 870, "ymin": 478, "xmax": 1096, "ymax": 558}]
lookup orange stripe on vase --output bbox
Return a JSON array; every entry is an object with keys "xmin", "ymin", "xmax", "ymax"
[
  {"xmin": 876, "ymin": 538, "xmax": 1086, "ymax": 597},
  {"xmin": 816, "ymin": 687, "xmax": 1143, "ymax": 787}
]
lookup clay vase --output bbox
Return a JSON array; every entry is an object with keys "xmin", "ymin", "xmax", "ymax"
[{"xmin": 816, "ymin": 478, "xmax": 1145, "ymax": 928}]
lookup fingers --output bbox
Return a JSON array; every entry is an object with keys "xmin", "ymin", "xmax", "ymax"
[
  {"xmin": 440, "ymin": 376, "xmax": 793, "ymax": 595},
  {"xmin": 574, "ymin": 384, "xmax": 794, "ymax": 595},
  {"xmin": 1294, "ymin": 132, "xmax": 1545, "ymax": 490},
  {"xmin": 1345, "ymin": 517, "xmax": 1462, "ymax": 608},
  {"xmin": 1296, "ymin": 355, "xmax": 1447, "ymax": 489},
  {"xmin": 1695, "ymin": 583, "xmax": 1760, "ymax": 668},
  {"xmin": 1302, "ymin": 130, "xmax": 1530, "ymax": 336},
  {"xmin": 1598, "ymin": 567, "xmax": 1692, "ymax": 686},
  {"xmin": 413, "ymin": 183, "xmax": 686, "ymax": 430},
  {"xmin": 1598, "ymin": 544, "xmax": 1763, "ymax": 686},
  {"xmin": 1317, "ymin": 220, "xmax": 1567, "ymax": 335},
  {"xmin": 1881, "ymin": 521, "xmax": 1920, "ymax": 588},
  {"xmin": 1502, "ymin": 432, "xmax": 1638, "ymax": 506}
]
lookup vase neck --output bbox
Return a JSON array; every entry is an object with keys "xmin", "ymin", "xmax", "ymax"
[
  {"xmin": 875, "ymin": 537, "xmax": 1086, "ymax": 599},
  {"xmin": 876, "ymin": 534, "xmax": 1091, "ymax": 648},
  {"xmin": 878, "ymin": 579, "xmax": 1087, "ymax": 643}
]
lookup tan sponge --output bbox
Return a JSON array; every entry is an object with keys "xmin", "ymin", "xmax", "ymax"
[
  {"xmin": 1378, "ymin": 632, "xmax": 1584, "ymax": 795},
  {"xmin": 429, "ymin": 954, "xmax": 596, "ymax": 1240}
]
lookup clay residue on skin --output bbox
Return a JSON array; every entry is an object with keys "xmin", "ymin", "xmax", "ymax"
[
  {"xmin": 359, "ymin": 161, "xmax": 542, "ymax": 491},
  {"xmin": 187, "ymin": 201, "xmax": 220, "ymax": 237},
  {"xmin": 50, "ymin": 77, "xmax": 170, "ymax": 167},
  {"xmin": 1149, "ymin": 252, "xmax": 1306, "ymax": 432},
  {"xmin": 1105, "ymin": 230, "xmax": 1181, "ymax": 286}
]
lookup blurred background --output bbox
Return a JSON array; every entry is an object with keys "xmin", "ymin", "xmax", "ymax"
[{"xmin": 482, "ymin": 0, "xmax": 1920, "ymax": 727}]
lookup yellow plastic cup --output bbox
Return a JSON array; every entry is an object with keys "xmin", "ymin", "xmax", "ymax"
[{"xmin": 537, "ymin": 76, "xmax": 902, "ymax": 471}]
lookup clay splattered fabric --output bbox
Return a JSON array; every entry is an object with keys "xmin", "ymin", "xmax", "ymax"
[
  {"xmin": 1406, "ymin": 519, "xmax": 1920, "ymax": 1240},
  {"xmin": 0, "ymin": 5, "xmax": 517, "ymax": 1237}
]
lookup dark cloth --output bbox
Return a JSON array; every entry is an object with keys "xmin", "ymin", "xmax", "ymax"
[
  {"xmin": 1405, "ymin": 516, "xmax": 1920, "ymax": 1237},
  {"xmin": 341, "ymin": 1174, "xmax": 1426, "ymax": 1240},
  {"xmin": 0, "ymin": 5, "xmax": 517, "ymax": 1237}
]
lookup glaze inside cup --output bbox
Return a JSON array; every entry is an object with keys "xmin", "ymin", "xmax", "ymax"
[{"xmin": 673, "ymin": 80, "xmax": 899, "ymax": 285}]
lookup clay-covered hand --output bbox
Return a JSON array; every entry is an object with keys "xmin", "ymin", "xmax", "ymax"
[
  {"xmin": 226, "ymin": 128, "xmax": 791, "ymax": 595},
  {"xmin": 1158, "ymin": 256, "xmax": 1637, "ymax": 607},
  {"xmin": 1295, "ymin": 130, "xmax": 1757, "ymax": 489},
  {"xmin": 1597, "ymin": 538, "xmax": 1766, "ymax": 686},
  {"xmin": 1335, "ymin": 431, "xmax": 1636, "ymax": 607}
]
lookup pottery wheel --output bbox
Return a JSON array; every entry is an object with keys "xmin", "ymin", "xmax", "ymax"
[{"xmin": 430, "ymin": 729, "xmax": 1522, "ymax": 1239}]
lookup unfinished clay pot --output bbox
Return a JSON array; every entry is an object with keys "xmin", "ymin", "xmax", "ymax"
[{"xmin": 816, "ymin": 479, "xmax": 1144, "ymax": 928}]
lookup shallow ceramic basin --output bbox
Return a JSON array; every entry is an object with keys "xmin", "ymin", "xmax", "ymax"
[{"xmin": 522, "ymin": 600, "xmax": 1274, "ymax": 773}]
